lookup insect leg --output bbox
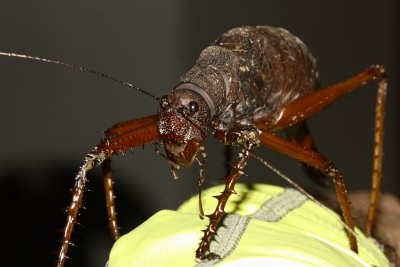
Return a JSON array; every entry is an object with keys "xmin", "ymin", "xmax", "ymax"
[
  {"xmin": 284, "ymin": 122, "xmax": 329, "ymax": 187},
  {"xmin": 101, "ymin": 115, "xmax": 161, "ymax": 237},
  {"xmin": 224, "ymin": 145, "xmax": 232, "ymax": 177},
  {"xmin": 255, "ymin": 65, "xmax": 386, "ymax": 131},
  {"xmin": 256, "ymin": 65, "xmax": 387, "ymax": 238},
  {"xmin": 258, "ymin": 131, "xmax": 358, "ymax": 252},
  {"xmin": 103, "ymin": 115, "xmax": 160, "ymax": 139},
  {"xmin": 58, "ymin": 151, "xmax": 110, "ymax": 267},
  {"xmin": 57, "ymin": 115, "xmax": 160, "ymax": 267},
  {"xmin": 366, "ymin": 74, "xmax": 387, "ymax": 236},
  {"xmin": 196, "ymin": 142, "xmax": 256, "ymax": 260},
  {"xmin": 102, "ymin": 158, "xmax": 120, "ymax": 240}
]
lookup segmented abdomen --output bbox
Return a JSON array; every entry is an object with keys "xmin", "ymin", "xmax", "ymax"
[
  {"xmin": 179, "ymin": 25, "xmax": 319, "ymax": 117},
  {"xmin": 214, "ymin": 25, "xmax": 319, "ymax": 113}
]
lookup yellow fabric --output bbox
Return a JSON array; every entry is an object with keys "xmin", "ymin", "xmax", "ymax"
[{"xmin": 108, "ymin": 184, "xmax": 389, "ymax": 267}]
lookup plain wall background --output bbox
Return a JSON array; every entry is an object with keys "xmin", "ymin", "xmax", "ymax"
[{"xmin": 0, "ymin": 1, "xmax": 398, "ymax": 266}]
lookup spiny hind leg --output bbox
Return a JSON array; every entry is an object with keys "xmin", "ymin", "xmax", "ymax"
[
  {"xmin": 259, "ymin": 131, "xmax": 358, "ymax": 252},
  {"xmin": 256, "ymin": 64, "xmax": 387, "ymax": 238}
]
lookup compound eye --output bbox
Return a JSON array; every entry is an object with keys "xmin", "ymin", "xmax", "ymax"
[{"xmin": 188, "ymin": 101, "xmax": 199, "ymax": 114}]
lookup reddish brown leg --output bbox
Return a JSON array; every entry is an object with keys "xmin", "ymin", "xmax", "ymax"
[
  {"xmin": 366, "ymin": 72, "xmax": 387, "ymax": 236},
  {"xmin": 196, "ymin": 142, "xmax": 256, "ymax": 260},
  {"xmin": 259, "ymin": 131, "xmax": 358, "ymax": 252},
  {"xmin": 102, "ymin": 158, "xmax": 120, "ymax": 240},
  {"xmin": 103, "ymin": 115, "xmax": 159, "ymax": 139},
  {"xmin": 285, "ymin": 122, "xmax": 317, "ymax": 151},
  {"xmin": 57, "ymin": 115, "xmax": 159, "ymax": 267},
  {"xmin": 255, "ymin": 65, "xmax": 387, "ymax": 252},
  {"xmin": 285, "ymin": 122, "xmax": 329, "ymax": 186},
  {"xmin": 255, "ymin": 65, "xmax": 387, "ymax": 131}
]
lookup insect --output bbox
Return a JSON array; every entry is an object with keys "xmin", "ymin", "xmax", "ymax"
[{"xmin": 0, "ymin": 25, "xmax": 387, "ymax": 266}]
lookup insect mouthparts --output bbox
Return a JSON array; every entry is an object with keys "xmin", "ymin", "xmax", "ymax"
[{"xmin": 165, "ymin": 141, "xmax": 187, "ymax": 154}]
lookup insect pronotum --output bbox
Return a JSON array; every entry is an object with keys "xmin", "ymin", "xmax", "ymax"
[{"xmin": 0, "ymin": 25, "xmax": 387, "ymax": 266}]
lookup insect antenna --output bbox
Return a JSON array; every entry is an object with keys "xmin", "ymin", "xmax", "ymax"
[
  {"xmin": 0, "ymin": 51, "xmax": 159, "ymax": 101},
  {"xmin": 250, "ymin": 152, "xmax": 387, "ymax": 264}
]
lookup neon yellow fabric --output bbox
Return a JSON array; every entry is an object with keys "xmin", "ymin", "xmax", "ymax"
[{"xmin": 108, "ymin": 184, "xmax": 389, "ymax": 267}]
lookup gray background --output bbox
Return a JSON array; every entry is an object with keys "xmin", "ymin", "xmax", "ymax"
[{"xmin": 0, "ymin": 1, "xmax": 398, "ymax": 266}]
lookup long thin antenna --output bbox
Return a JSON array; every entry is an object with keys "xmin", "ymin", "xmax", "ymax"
[{"xmin": 0, "ymin": 52, "xmax": 159, "ymax": 101}]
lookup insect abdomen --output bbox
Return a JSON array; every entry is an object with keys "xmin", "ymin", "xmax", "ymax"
[
  {"xmin": 215, "ymin": 26, "xmax": 319, "ymax": 112},
  {"xmin": 179, "ymin": 25, "xmax": 319, "ymax": 117}
]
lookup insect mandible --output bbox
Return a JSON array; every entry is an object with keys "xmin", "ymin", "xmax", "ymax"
[{"xmin": 0, "ymin": 25, "xmax": 387, "ymax": 266}]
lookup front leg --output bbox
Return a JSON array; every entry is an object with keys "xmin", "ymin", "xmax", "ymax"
[
  {"xmin": 57, "ymin": 115, "xmax": 159, "ymax": 267},
  {"xmin": 196, "ymin": 128, "xmax": 259, "ymax": 260}
]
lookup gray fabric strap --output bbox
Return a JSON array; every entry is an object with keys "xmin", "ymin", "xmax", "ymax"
[
  {"xmin": 251, "ymin": 188, "xmax": 307, "ymax": 222},
  {"xmin": 195, "ymin": 188, "xmax": 307, "ymax": 267}
]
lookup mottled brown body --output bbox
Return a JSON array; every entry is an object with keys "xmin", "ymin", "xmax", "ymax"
[{"xmin": 180, "ymin": 26, "xmax": 319, "ymax": 134}]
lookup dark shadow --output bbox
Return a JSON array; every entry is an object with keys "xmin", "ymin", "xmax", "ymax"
[{"xmin": 0, "ymin": 158, "xmax": 150, "ymax": 267}]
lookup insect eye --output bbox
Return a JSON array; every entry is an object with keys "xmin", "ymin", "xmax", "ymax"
[{"xmin": 188, "ymin": 101, "xmax": 199, "ymax": 114}]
